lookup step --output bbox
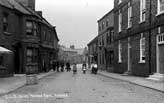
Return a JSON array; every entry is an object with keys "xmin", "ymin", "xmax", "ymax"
[{"xmin": 147, "ymin": 73, "xmax": 164, "ymax": 82}]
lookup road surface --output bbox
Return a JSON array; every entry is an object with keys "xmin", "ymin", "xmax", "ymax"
[{"xmin": 0, "ymin": 66, "xmax": 164, "ymax": 103}]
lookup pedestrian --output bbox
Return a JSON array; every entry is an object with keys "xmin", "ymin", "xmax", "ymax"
[
  {"xmin": 60, "ymin": 60, "xmax": 65, "ymax": 72},
  {"xmin": 66, "ymin": 62, "xmax": 71, "ymax": 72},
  {"xmin": 56, "ymin": 60, "xmax": 60, "ymax": 72},
  {"xmin": 93, "ymin": 62, "xmax": 98, "ymax": 74},
  {"xmin": 53, "ymin": 60, "xmax": 56, "ymax": 71},
  {"xmin": 73, "ymin": 63, "xmax": 77, "ymax": 74}
]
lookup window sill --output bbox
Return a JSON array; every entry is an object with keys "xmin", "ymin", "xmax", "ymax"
[
  {"xmin": 127, "ymin": 26, "xmax": 132, "ymax": 30},
  {"xmin": 156, "ymin": 11, "xmax": 164, "ymax": 17},
  {"xmin": 118, "ymin": 61, "xmax": 122, "ymax": 63},
  {"xmin": 138, "ymin": 61, "xmax": 145, "ymax": 64},
  {"xmin": 3, "ymin": 32, "xmax": 12, "ymax": 35},
  {"xmin": 138, "ymin": 21, "xmax": 145, "ymax": 24}
]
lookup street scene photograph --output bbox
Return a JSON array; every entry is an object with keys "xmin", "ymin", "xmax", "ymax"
[{"xmin": 0, "ymin": 0, "xmax": 164, "ymax": 103}]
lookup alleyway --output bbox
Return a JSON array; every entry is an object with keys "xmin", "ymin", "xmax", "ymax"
[{"xmin": 0, "ymin": 66, "xmax": 164, "ymax": 103}]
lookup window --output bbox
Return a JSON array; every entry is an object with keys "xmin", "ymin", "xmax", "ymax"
[
  {"xmin": 26, "ymin": 21, "xmax": 37, "ymax": 36},
  {"xmin": 26, "ymin": 21, "xmax": 33, "ymax": 35},
  {"xmin": 128, "ymin": 2, "xmax": 132, "ymax": 28},
  {"xmin": 107, "ymin": 30, "xmax": 114, "ymax": 44},
  {"xmin": 99, "ymin": 25, "xmax": 101, "ymax": 31},
  {"xmin": 27, "ymin": 48, "xmax": 38, "ymax": 63},
  {"xmin": 27, "ymin": 48, "xmax": 33, "ymax": 63},
  {"xmin": 158, "ymin": 0, "xmax": 164, "ymax": 14},
  {"xmin": 140, "ymin": 0, "xmax": 146, "ymax": 22},
  {"xmin": 106, "ymin": 19, "xmax": 109, "ymax": 27},
  {"xmin": 157, "ymin": 27, "xmax": 164, "ymax": 44},
  {"xmin": 118, "ymin": 41, "xmax": 122, "ymax": 63},
  {"xmin": 140, "ymin": 33, "xmax": 146, "ymax": 63},
  {"xmin": 118, "ymin": 0, "xmax": 122, "ymax": 4},
  {"xmin": 33, "ymin": 22, "xmax": 37, "ymax": 36},
  {"xmin": 118, "ymin": 10, "xmax": 122, "ymax": 32},
  {"xmin": 111, "ymin": 30, "xmax": 114, "ymax": 42},
  {"xmin": 102, "ymin": 22, "xmax": 104, "ymax": 30},
  {"xmin": 0, "ymin": 56, "xmax": 4, "ymax": 66},
  {"xmin": 3, "ymin": 14, "xmax": 8, "ymax": 32}
]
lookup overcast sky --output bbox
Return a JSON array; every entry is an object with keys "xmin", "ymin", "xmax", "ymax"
[{"xmin": 36, "ymin": 0, "xmax": 114, "ymax": 48}]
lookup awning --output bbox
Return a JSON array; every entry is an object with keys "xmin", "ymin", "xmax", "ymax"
[{"xmin": 0, "ymin": 46, "xmax": 13, "ymax": 54}]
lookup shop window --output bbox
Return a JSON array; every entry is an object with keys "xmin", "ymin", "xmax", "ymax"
[
  {"xmin": 27, "ymin": 48, "xmax": 33, "ymax": 63},
  {"xmin": 27, "ymin": 48, "xmax": 38, "ymax": 63}
]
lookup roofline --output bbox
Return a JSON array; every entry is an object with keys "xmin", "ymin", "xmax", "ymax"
[
  {"xmin": 87, "ymin": 36, "xmax": 98, "ymax": 46},
  {"xmin": 97, "ymin": 9, "xmax": 114, "ymax": 23}
]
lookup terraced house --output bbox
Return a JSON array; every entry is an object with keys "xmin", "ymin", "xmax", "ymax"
[
  {"xmin": 0, "ymin": 0, "xmax": 59, "ymax": 77},
  {"xmin": 87, "ymin": 36, "xmax": 98, "ymax": 68},
  {"xmin": 114, "ymin": 0, "xmax": 164, "ymax": 81},
  {"xmin": 97, "ymin": 10, "xmax": 114, "ymax": 71}
]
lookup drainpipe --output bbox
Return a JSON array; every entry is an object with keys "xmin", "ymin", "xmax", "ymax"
[{"xmin": 148, "ymin": 0, "xmax": 152, "ymax": 75}]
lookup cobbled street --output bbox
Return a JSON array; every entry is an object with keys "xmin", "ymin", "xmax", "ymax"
[{"xmin": 0, "ymin": 66, "xmax": 164, "ymax": 103}]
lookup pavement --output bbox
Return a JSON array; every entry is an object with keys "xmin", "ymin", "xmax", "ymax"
[
  {"xmin": 0, "ymin": 70, "xmax": 55, "ymax": 96},
  {"xmin": 98, "ymin": 70, "xmax": 164, "ymax": 93}
]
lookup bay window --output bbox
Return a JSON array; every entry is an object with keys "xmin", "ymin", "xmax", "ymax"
[
  {"xmin": 27, "ymin": 48, "xmax": 38, "ymax": 63},
  {"xmin": 26, "ymin": 21, "xmax": 37, "ymax": 36}
]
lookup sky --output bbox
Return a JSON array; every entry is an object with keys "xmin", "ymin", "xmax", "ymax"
[{"xmin": 36, "ymin": 0, "xmax": 114, "ymax": 48}]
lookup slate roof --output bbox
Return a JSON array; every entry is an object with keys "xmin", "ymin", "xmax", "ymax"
[{"xmin": 0, "ymin": 0, "xmax": 59, "ymax": 41}]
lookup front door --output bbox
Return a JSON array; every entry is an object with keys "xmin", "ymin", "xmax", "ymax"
[
  {"xmin": 158, "ymin": 45, "xmax": 164, "ymax": 74},
  {"xmin": 128, "ymin": 39, "xmax": 132, "ymax": 72}
]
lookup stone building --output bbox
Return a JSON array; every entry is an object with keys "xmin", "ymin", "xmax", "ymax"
[
  {"xmin": 113, "ymin": 0, "xmax": 164, "ymax": 80},
  {"xmin": 0, "ymin": 0, "xmax": 59, "ymax": 76},
  {"xmin": 97, "ymin": 10, "xmax": 114, "ymax": 71},
  {"xmin": 59, "ymin": 45, "xmax": 88, "ymax": 64},
  {"xmin": 87, "ymin": 36, "xmax": 98, "ymax": 68}
]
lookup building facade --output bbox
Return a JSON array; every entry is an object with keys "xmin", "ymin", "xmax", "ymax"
[
  {"xmin": 87, "ymin": 36, "xmax": 98, "ymax": 68},
  {"xmin": 97, "ymin": 10, "xmax": 114, "ymax": 71},
  {"xmin": 59, "ymin": 45, "xmax": 88, "ymax": 64},
  {"xmin": 0, "ymin": 0, "xmax": 59, "ymax": 76},
  {"xmin": 114, "ymin": 0, "xmax": 164, "ymax": 80}
]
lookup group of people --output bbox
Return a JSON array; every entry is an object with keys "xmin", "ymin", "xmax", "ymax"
[{"xmin": 51, "ymin": 60, "xmax": 98, "ymax": 74}]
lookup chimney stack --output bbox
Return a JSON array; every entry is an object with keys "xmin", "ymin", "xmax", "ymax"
[
  {"xmin": 15, "ymin": 0, "xmax": 35, "ymax": 10},
  {"xmin": 36, "ymin": 11, "xmax": 42, "ymax": 17}
]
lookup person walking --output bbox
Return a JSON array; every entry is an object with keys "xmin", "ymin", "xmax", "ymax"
[
  {"xmin": 73, "ymin": 63, "xmax": 77, "ymax": 74},
  {"xmin": 56, "ymin": 61, "xmax": 60, "ymax": 72},
  {"xmin": 60, "ymin": 60, "xmax": 65, "ymax": 72},
  {"xmin": 66, "ymin": 62, "xmax": 71, "ymax": 72}
]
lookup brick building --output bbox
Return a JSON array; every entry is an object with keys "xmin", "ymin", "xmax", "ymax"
[
  {"xmin": 0, "ymin": 0, "xmax": 59, "ymax": 77},
  {"xmin": 97, "ymin": 10, "xmax": 114, "ymax": 71},
  {"xmin": 113, "ymin": 0, "xmax": 164, "ymax": 80}
]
